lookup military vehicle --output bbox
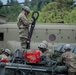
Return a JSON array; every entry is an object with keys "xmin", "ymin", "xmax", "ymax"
[
  {"xmin": 0, "ymin": 3, "xmax": 76, "ymax": 75},
  {"xmin": 0, "ymin": 48, "xmax": 68, "ymax": 75},
  {"xmin": 0, "ymin": 22, "xmax": 76, "ymax": 52},
  {"xmin": 0, "ymin": 1, "xmax": 76, "ymax": 52},
  {"xmin": 0, "ymin": 11, "xmax": 69, "ymax": 75}
]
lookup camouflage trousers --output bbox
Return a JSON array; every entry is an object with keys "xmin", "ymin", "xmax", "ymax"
[
  {"xmin": 68, "ymin": 67, "xmax": 76, "ymax": 75},
  {"xmin": 19, "ymin": 29, "xmax": 29, "ymax": 50},
  {"xmin": 68, "ymin": 72, "xmax": 76, "ymax": 75}
]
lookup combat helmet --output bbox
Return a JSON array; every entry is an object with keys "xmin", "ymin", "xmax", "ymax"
[
  {"xmin": 64, "ymin": 44, "xmax": 71, "ymax": 50},
  {"xmin": 22, "ymin": 6, "xmax": 30, "ymax": 13},
  {"xmin": 5, "ymin": 49, "xmax": 11, "ymax": 55},
  {"xmin": 38, "ymin": 43, "xmax": 47, "ymax": 49}
]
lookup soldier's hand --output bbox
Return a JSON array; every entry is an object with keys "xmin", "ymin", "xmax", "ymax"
[{"xmin": 29, "ymin": 20, "xmax": 33, "ymax": 24}]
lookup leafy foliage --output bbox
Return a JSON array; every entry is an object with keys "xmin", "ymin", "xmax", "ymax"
[
  {"xmin": 0, "ymin": 0, "xmax": 76, "ymax": 24},
  {"xmin": 63, "ymin": 7, "xmax": 76, "ymax": 23},
  {"xmin": 38, "ymin": 0, "xmax": 76, "ymax": 23}
]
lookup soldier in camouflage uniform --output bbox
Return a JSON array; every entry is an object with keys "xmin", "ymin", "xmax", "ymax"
[
  {"xmin": 17, "ymin": 6, "xmax": 33, "ymax": 50},
  {"xmin": 42, "ymin": 40, "xmax": 54, "ymax": 58},
  {"xmin": 38, "ymin": 43, "xmax": 51, "ymax": 66},
  {"xmin": 60, "ymin": 44, "xmax": 76, "ymax": 75},
  {"xmin": 0, "ymin": 49, "xmax": 11, "ymax": 62}
]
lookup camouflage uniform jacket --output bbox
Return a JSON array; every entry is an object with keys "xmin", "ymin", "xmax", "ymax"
[
  {"xmin": 60, "ymin": 51, "xmax": 76, "ymax": 72},
  {"xmin": 43, "ymin": 48, "xmax": 54, "ymax": 58},
  {"xmin": 38, "ymin": 51, "xmax": 51, "ymax": 66},
  {"xmin": 17, "ymin": 12, "xmax": 32, "ymax": 29}
]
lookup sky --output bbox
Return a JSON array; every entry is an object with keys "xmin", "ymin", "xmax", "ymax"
[{"xmin": 1, "ymin": 0, "xmax": 25, "ymax": 4}]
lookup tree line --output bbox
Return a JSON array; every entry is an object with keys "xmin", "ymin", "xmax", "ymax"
[{"xmin": 0, "ymin": 0, "xmax": 76, "ymax": 24}]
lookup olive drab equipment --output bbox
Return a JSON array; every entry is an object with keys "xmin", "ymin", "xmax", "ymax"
[
  {"xmin": 26, "ymin": 11, "xmax": 39, "ymax": 49},
  {"xmin": 0, "ymin": 44, "xmax": 73, "ymax": 75},
  {"xmin": 10, "ymin": 49, "xmax": 25, "ymax": 64},
  {"xmin": 0, "ymin": 60, "xmax": 68, "ymax": 75}
]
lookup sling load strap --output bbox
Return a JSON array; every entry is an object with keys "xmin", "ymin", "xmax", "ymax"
[{"xmin": 26, "ymin": 11, "xmax": 39, "ymax": 49}]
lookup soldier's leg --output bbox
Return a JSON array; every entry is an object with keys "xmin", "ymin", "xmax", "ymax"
[
  {"xmin": 68, "ymin": 72, "xmax": 75, "ymax": 75},
  {"xmin": 68, "ymin": 68, "xmax": 76, "ymax": 75},
  {"xmin": 19, "ymin": 29, "xmax": 28, "ymax": 50},
  {"xmin": 20, "ymin": 37, "xmax": 27, "ymax": 50}
]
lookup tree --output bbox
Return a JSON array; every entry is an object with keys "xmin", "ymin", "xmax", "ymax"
[
  {"xmin": 64, "ymin": 7, "xmax": 76, "ymax": 23},
  {"xmin": 30, "ymin": 0, "xmax": 38, "ymax": 10},
  {"xmin": 24, "ymin": 0, "xmax": 30, "ymax": 6},
  {"xmin": 0, "ymin": 0, "xmax": 22, "ymax": 22},
  {"xmin": 38, "ymin": 0, "xmax": 75, "ymax": 23},
  {"xmin": 37, "ymin": 0, "xmax": 50, "ymax": 11},
  {"xmin": 55, "ymin": 0, "xmax": 74, "ymax": 10},
  {"xmin": 0, "ymin": 0, "xmax": 3, "ymax": 9},
  {"xmin": 7, "ymin": 0, "xmax": 22, "ymax": 22}
]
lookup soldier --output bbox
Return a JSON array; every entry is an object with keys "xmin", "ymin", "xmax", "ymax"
[
  {"xmin": 60, "ymin": 44, "xmax": 76, "ymax": 75},
  {"xmin": 38, "ymin": 43, "xmax": 51, "ymax": 66},
  {"xmin": 0, "ymin": 49, "xmax": 11, "ymax": 62},
  {"xmin": 42, "ymin": 40, "xmax": 54, "ymax": 58},
  {"xmin": 17, "ymin": 6, "xmax": 33, "ymax": 50}
]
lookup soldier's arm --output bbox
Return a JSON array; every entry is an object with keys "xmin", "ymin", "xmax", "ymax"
[
  {"xmin": 20, "ymin": 15, "xmax": 32, "ymax": 27},
  {"xmin": 60, "ymin": 54, "xmax": 63, "ymax": 62},
  {"xmin": 48, "ymin": 49, "xmax": 54, "ymax": 57},
  {"xmin": 38, "ymin": 55, "xmax": 51, "ymax": 66}
]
